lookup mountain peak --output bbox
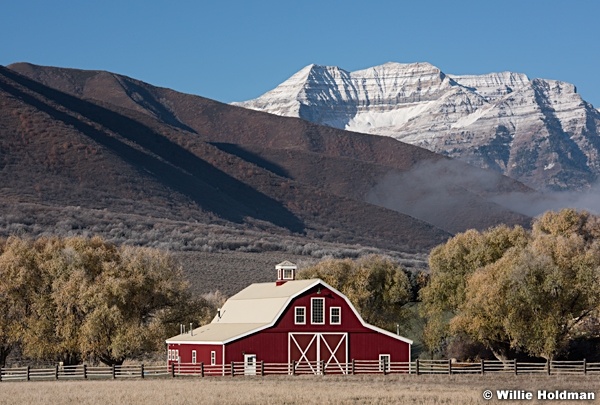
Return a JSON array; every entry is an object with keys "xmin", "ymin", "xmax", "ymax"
[{"xmin": 235, "ymin": 62, "xmax": 600, "ymax": 191}]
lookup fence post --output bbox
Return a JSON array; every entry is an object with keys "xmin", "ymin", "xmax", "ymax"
[
  {"xmin": 260, "ymin": 360, "xmax": 264, "ymax": 377},
  {"xmin": 481, "ymin": 359, "xmax": 485, "ymax": 375},
  {"xmin": 171, "ymin": 363, "xmax": 175, "ymax": 378},
  {"xmin": 547, "ymin": 360, "xmax": 551, "ymax": 375},
  {"xmin": 231, "ymin": 361, "xmax": 235, "ymax": 377},
  {"xmin": 55, "ymin": 364, "xmax": 59, "ymax": 380},
  {"xmin": 583, "ymin": 359, "xmax": 587, "ymax": 375},
  {"xmin": 416, "ymin": 359, "xmax": 420, "ymax": 376},
  {"xmin": 448, "ymin": 359, "xmax": 452, "ymax": 375},
  {"xmin": 201, "ymin": 362, "xmax": 204, "ymax": 378},
  {"xmin": 351, "ymin": 359, "xmax": 355, "ymax": 375},
  {"xmin": 292, "ymin": 360, "xmax": 296, "ymax": 376},
  {"xmin": 0, "ymin": 367, "xmax": 3, "ymax": 382},
  {"xmin": 83, "ymin": 364, "xmax": 87, "ymax": 380},
  {"xmin": 140, "ymin": 364, "xmax": 144, "ymax": 379},
  {"xmin": 27, "ymin": 365, "xmax": 30, "ymax": 381},
  {"xmin": 514, "ymin": 359, "xmax": 518, "ymax": 376},
  {"xmin": 112, "ymin": 364, "xmax": 116, "ymax": 379},
  {"xmin": 321, "ymin": 360, "xmax": 325, "ymax": 376}
]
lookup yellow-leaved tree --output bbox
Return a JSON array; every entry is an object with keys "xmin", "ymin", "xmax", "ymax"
[
  {"xmin": 0, "ymin": 236, "xmax": 213, "ymax": 366},
  {"xmin": 422, "ymin": 209, "xmax": 600, "ymax": 362},
  {"xmin": 298, "ymin": 255, "xmax": 411, "ymax": 331}
]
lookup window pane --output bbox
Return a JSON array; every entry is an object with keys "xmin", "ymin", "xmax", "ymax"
[
  {"xmin": 295, "ymin": 307, "xmax": 305, "ymax": 324},
  {"xmin": 331, "ymin": 307, "xmax": 341, "ymax": 324},
  {"xmin": 312, "ymin": 298, "xmax": 324, "ymax": 324}
]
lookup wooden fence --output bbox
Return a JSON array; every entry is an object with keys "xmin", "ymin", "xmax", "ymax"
[{"xmin": 1, "ymin": 359, "xmax": 599, "ymax": 382}]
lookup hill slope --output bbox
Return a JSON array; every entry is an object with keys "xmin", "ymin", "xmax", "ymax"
[
  {"xmin": 0, "ymin": 63, "xmax": 544, "ymax": 292},
  {"xmin": 6, "ymin": 63, "xmax": 532, "ymax": 237}
]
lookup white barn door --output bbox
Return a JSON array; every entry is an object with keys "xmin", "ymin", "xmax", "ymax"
[
  {"xmin": 288, "ymin": 332, "xmax": 348, "ymax": 374},
  {"xmin": 244, "ymin": 354, "xmax": 257, "ymax": 375}
]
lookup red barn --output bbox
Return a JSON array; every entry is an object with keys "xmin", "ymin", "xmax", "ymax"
[{"xmin": 166, "ymin": 261, "xmax": 412, "ymax": 374}]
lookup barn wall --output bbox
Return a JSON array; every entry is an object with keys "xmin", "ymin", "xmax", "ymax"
[
  {"xmin": 275, "ymin": 285, "xmax": 364, "ymax": 331},
  {"xmin": 348, "ymin": 333, "xmax": 410, "ymax": 363},
  {"xmin": 226, "ymin": 332, "xmax": 288, "ymax": 363},
  {"xmin": 168, "ymin": 343, "xmax": 223, "ymax": 366},
  {"xmin": 224, "ymin": 284, "xmax": 410, "ymax": 363}
]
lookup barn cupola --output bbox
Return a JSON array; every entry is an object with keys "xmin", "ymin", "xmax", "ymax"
[{"xmin": 276, "ymin": 261, "xmax": 297, "ymax": 286}]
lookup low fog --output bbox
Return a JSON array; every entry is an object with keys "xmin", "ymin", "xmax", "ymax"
[{"xmin": 366, "ymin": 159, "xmax": 600, "ymax": 232}]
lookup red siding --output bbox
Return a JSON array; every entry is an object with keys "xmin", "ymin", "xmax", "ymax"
[
  {"xmin": 224, "ymin": 284, "xmax": 409, "ymax": 364},
  {"xmin": 168, "ymin": 343, "xmax": 223, "ymax": 366},
  {"xmin": 170, "ymin": 283, "xmax": 410, "ymax": 366}
]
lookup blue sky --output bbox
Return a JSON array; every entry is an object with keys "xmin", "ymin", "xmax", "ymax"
[{"xmin": 2, "ymin": 0, "xmax": 599, "ymax": 107}]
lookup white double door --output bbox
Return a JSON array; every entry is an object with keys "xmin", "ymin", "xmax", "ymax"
[{"xmin": 288, "ymin": 332, "xmax": 348, "ymax": 374}]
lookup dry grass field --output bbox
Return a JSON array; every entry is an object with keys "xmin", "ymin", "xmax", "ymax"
[{"xmin": 0, "ymin": 375, "xmax": 598, "ymax": 404}]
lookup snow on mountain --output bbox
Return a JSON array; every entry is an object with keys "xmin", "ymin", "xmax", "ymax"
[{"xmin": 233, "ymin": 62, "xmax": 600, "ymax": 191}]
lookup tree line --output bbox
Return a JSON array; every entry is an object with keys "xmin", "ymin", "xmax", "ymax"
[
  {"xmin": 298, "ymin": 209, "xmax": 600, "ymax": 363},
  {"xmin": 421, "ymin": 209, "xmax": 600, "ymax": 362},
  {"xmin": 0, "ymin": 236, "xmax": 214, "ymax": 367},
  {"xmin": 3, "ymin": 209, "xmax": 597, "ymax": 367}
]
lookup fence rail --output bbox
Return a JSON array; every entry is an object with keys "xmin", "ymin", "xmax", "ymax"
[{"xmin": 1, "ymin": 359, "xmax": 599, "ymax": 382}]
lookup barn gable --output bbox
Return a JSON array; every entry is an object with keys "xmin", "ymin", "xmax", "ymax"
[{"xmin": 167, "ymin": 276, "xmax": 412, "ymax": 345}]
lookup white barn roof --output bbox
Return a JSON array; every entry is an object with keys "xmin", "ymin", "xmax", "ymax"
[{"xmin": 166, "ymin": 278, "xmax": 413, "ymax": 345}]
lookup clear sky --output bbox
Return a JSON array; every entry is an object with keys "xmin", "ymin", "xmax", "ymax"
[{"xmin": 2, "ymin": 0, "xmax": 599, "ymax": 107}]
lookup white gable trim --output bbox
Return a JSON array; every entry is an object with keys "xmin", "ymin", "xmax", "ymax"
[
  {"xmin": 227, "ymin": 279, "xmax": 413, "ymax": 345},
  {"xmin": 166, "ymin": 279, "xmax": 413, "ymax": 346}
]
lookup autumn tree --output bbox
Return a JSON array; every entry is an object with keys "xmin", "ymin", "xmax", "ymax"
[
  {"xmin": 298, "ymin": 255, "xmax": 412, "ymax": 331},
  {"xmin": 0, "ymin": 237, "xmax": 49, "ymax": 366},
  {"xmin": 422, "ymin": 209, "xmax": 600, "ymax": 361},
  {"xmin": 420, "ymin": 225, "xmax": 529, "ymax": 354},
  {"xmin": 0, "ymin": 236, "xmax": 212, "ymax": 366}
]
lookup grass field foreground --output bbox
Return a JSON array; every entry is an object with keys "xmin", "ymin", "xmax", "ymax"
[{"xmin": 0, "ymin": 374, "xmax": 598, "ymax": 404}]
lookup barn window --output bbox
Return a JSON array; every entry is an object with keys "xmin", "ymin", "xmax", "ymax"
[
  {"xmin": 311, "ymin": 298, "xmax": 325, "ymax": 324},
  {"xmin": 283, "ymin": 268, "xmax": 294, "ymax": 279},
  {"xmin": 192, "ymin": 350, "xmax": 197, "ymax": 364},
  {"xmin": 330, "ymin": 307, "xmax": 341, "ymax": 324},
  {"xmin": 295, "ymin": 307, "xmax": 306, "ymax": 324},
  {"xmin": 379, "ymin": 354, "xmax": 391, "ymax": 372},
  {"xmin": 168, "ymin": 349, "xmax": 172, "ymax": 361},
  {"xmin": 211, "ymin": 351, "xmax": 216, "ymax": 366}
]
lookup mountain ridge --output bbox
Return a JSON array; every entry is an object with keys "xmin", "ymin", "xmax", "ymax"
[{"xmin": 234, "ymin": 62, "xmax": 600, "ymax": 191}]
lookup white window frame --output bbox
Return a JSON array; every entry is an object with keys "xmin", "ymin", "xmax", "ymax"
[
  {"xmin": 175, "ymin": 349, "xmax": 179, "ymax": 362},
  {"xmin": 311, "ymin": 297, "xmax": 325, "ymax": 325},
  {"xmin": 295, "ymin": 306, "xmax": 306, "ymax": 325},
  {"xmin": 330, "ymin": 306, "xmax": 341, "ymax": 325},
  {"xmin": 211, "ymin": 351, "xmax": 216, "ymax": 366},
  {"xmin": 282, "ymin": 268, "xmax": 294, "ymax": 280},
  {"xmin": 192, "ymin": 350, "xmax": 197, "ymax": 364},
  {"xmin": 379, "ymin": 354, "xmax": 391, "ymax": 372},
  {"xmin": 168, "ymin": 349, "xmax": 172, "ymax": 361}
]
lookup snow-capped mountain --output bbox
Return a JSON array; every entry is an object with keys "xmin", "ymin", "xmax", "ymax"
[{"xmin": 234, "ymin": 62, "xmax": 600, "ymax": 191}]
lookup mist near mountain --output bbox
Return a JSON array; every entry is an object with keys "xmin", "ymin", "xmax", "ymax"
[{"xmin": 368, "ymin": 159, "xmax": 600, "ymax": 224}]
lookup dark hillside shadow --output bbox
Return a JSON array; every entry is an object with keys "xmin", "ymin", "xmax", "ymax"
[
  {"xmin": 210, "ymin": 143, "xmax": 290, "ymax": 178},
  {"xmin": 115, "ymin": 76, "xmax": 198, "ymax": 134},
  {"xmin": 0, "ymin": 68, "xmax": 305, "ymax": 233}
]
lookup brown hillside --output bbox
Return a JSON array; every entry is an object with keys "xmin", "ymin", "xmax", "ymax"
[
  {"xmin": 7, "ymin": 63, "xmax": 533, "ymax": 234},
  {"xmin": 0, "ymin": 65, "xmax": 452, "ymax": 253}
]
